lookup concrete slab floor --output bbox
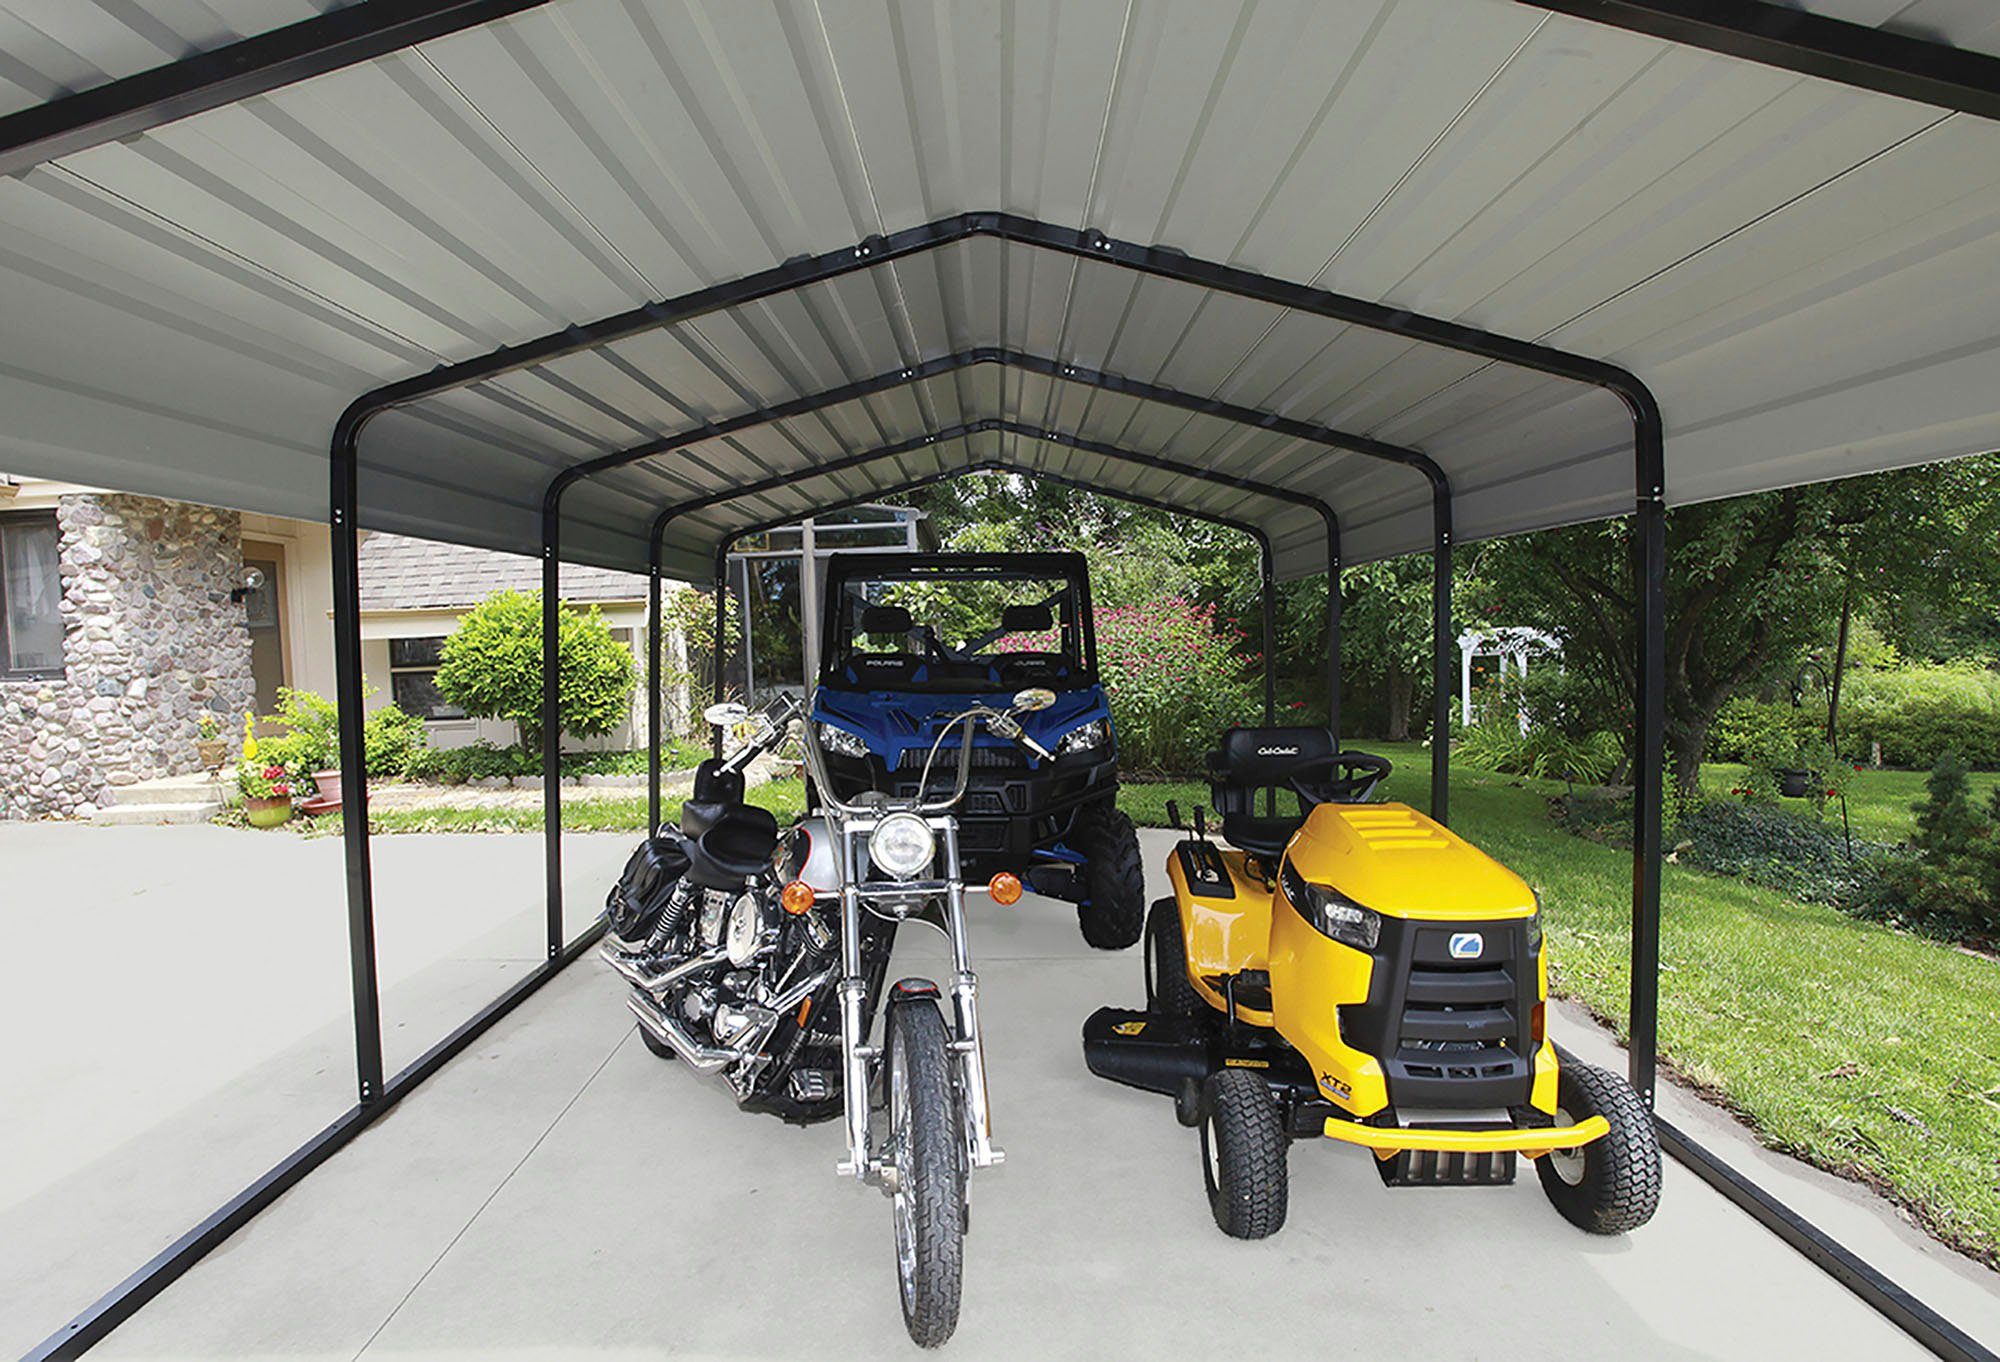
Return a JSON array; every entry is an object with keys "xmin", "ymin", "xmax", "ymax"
[
  {"xmin": 66, "ymin": 829, "xmax": 1998, "ymax": 1360},
  {"xmin": 0, "ymin": 823, "xmax": 634, "ymax": 1360}
]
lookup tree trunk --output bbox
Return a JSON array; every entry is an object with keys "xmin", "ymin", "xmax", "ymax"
[
  {"xmin": 1668, "ymin": 711, "xmax": 1712, "ymax": 799},
  {"xmin": 1385, "ymin": 661, "xmax": 1412, "ymax": 742}
]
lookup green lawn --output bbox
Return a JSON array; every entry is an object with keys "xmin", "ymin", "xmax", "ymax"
[
  {"xmin": 1700, "ymin": 759, "xmax": 2000, "ymax": 843},
  {"xmin": 1121, "ymin": 743, "xmax": 1999, "ymax": 1268}
]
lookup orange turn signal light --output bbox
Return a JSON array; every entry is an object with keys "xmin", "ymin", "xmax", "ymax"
[
  {"xmin": 780, "ymin": 880, "xmax": 817, "ymax": 915},
  {"xmin": 987, "ymin": 872, "xmax": 1023, "ymax": 905}
]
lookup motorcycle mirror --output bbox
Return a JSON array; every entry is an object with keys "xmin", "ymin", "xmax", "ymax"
[
  {"xmin": 703, "ymin": 702, "xmax": 750, "ymax": 728},
  {"xmin": 1012, "ymin": 687, "xmax": 1056, "ymax": 712}
]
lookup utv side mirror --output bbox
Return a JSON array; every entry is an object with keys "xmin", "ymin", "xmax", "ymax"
[
  {"xmin": 703, "ymin": 702, "xmax": 750, "ymax": 728},
  {"xmin": 1012, "ymin": 687, "xmax": 1056, "ymax": 712}
]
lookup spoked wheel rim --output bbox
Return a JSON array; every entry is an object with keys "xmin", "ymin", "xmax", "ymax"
[
  {"xmin": 1546, "ymin": 1106, "xmax": 1587, "ymax": 1187},
  {"xmin": 888, "ymin": 1032, "xmax": 919, "ymax": 1312}
]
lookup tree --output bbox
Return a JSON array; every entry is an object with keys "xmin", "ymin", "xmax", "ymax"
[
  {"xmin": 1473, "ymin": 456, "xmax": 2000, "ymax": 795},
  {"xmin": 434, "ymin": 590, "xmax": 636, "ymax": 749}
]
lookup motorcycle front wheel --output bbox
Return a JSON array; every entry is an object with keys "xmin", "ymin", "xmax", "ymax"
[{"xmin": 884, "ymin": 997, "xmax": 965, "ymax": 1348}]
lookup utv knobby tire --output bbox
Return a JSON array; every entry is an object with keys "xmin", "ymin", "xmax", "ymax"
[
  {"xmin": 1146, "ymin": 898, "xmax": 1201, "ymax": 1017},
  {"xmin": 885, "ymin": 1000, "xmax": 965, "ymax": 1347},
  {"xmin": 1536, "ymin": 1046, "xmax": 1662, "ymax": 1235},
  {"xmin": 1199, "ymin": 1068, "xmax": 1288, "ymax": 1239},
  {"xmin": 1075, "ymin": 804, "xmax": 1146, "ymax": 950},
  {"xmin": 636, "ymin": 1021, "xmax": 678, "ymax": 1061}
]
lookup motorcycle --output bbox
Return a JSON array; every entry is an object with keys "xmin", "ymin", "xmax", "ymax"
[{"xmin": 601, "ymin": 686, "xmax": 1053, "ymax": 1346}]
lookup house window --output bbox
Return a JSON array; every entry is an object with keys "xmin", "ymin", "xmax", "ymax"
[
  {"xmin": 388, "ymin": 636, "xmax": 464, "ymax": 719},
  {"xmin": 1, "ymin": 512, "xmax": 63, "ymax": 679}
]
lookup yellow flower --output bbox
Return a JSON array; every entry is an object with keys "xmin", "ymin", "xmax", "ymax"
[{"xmin": 242, "ymin": 712, "xmax": 258, "ymax": 761}]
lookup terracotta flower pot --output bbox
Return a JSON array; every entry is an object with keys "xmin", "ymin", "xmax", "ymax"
[
  {"xmin": 244, "ymin": 795, "xmax": 293, "ymax": 829},
  {"xmin": 196, "ymin": 739, "xmax": 230, "ymax": 771},
  {"xmin": 311, "ymin": 769, "xmax": 343, "ymax": 802}
]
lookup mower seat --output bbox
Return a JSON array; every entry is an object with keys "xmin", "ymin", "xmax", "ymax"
[{"xmin": 1205, "ymin": 726, "xmax": 1336, "ymax": 858}]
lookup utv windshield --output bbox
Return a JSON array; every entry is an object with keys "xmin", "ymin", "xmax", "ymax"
[{"xmin": 821, "ymin": 556, "xmax": 1096, "ymax": 693}]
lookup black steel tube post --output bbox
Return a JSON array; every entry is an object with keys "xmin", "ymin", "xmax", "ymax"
[
  {"xmin": 1325, "ymin": 520, "xmax": 1342, "ymax": 742},
  {"xmin": 1430, "ymin": 477, "xmax": 1455, "ymax": 825},
  {"xmin": 329, "ymin": 413, "xmax": 384, "ymax": 1104},
  {"xmin": 1629, "ymin": 396, "xmax": 1668, "ymax": 1107},
  {"xmin": 539, "ymin": 505, "xmax": 563, "ymax": 959},
  {"xmin": 1257, "ymin": 534, "xmax": 1277, "ymax": 725},
  {"xmin": 712, "ymin": 548, "xmax": 728, "ymax": 758},
  {"xmin": 647, "ymin": 556, "xmax": 663, "ymax": 834}
]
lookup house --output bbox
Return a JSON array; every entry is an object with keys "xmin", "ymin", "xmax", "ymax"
[{"xmin": 0, "ymin": 474, "xmax": 684, "ymax": 818}]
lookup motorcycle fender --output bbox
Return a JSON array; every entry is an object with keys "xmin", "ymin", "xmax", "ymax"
[{"xmin": 785, "ymin": 817, "xmax": 842, "ymax": 893}]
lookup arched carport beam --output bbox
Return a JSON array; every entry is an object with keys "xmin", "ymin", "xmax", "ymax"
[
  {"xmin": 539, "ymin": 344, "xmax": 1454, "ymax": 836},
  {"xmin": 639, "ymin": 451, "xmax": 1286, "ymax": 829},
  {"xmin": 332, "ymin": 210, "xmax": 1656, "ymax": 1110},
  {"xmin": 631, "ymin": 420, "xmax": 1339, "ymax": 831}
]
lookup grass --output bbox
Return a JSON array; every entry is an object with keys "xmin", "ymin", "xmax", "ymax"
[
  {"xmin": 1701, "ymin": 759, "xmax": 2000, "ymax": 842},
  {"xmin": 1127, "ymin": 742, "xmax": 1999, "ymax": 1268}
]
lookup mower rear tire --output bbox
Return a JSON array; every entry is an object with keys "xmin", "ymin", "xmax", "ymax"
[
  {"xmin": 1199, "ymin": 1068, "xmax": 1288, "ymax": 1239},
  {"xmin": 1075, "ymin": 804, "xmax": 1145, "ymax": 950},
  {"xmin": 1146, "ymin": 898, "xmax": 1201, "ymax": 1017},
  {"xmin": 1536, "ymin": 1047, "xmax": 1662, "ymax": 1235}
]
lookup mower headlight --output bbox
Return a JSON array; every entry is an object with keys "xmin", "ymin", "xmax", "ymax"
[
  {"xmin": 1280, "ymin": 859, "xmax": 1380, "ymax": 951},
  {"xmin": 868, "ymin": 812, "xmax": 936, "ymax": 881},
  {"xmin": 1525, "ymin": 896, "xmax": 1544, "ymax": 958},
  {"xmin": 817, "ymin": 721, "xmax": 869, "ymax": 759},
  {"xmin": 1055, "ymin": 719, "xmax": 1109, "ymax": 756}
]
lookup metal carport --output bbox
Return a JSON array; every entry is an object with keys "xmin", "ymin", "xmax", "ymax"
[{"xmin": 2, "ymin": 2, "xmax": 1998, "ymax": 1358}]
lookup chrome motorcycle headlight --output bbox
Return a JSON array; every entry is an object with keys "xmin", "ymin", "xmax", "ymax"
[
  {"xmin": 1055, "ymin": 718, "xmax": 1109, "ymax": 756},
  {"xmin": 817, "ymin": 721, "xmax": 869, "ymax": 759},
  {"xmin": 1279, "ymin": 858, "xmax": 1381, "ymax": 951},
  {"xmin": 868, "ymin": 812, "xmax": 936, "ymax": 881}
]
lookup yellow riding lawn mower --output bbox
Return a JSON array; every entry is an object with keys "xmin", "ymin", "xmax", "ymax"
[{"xmin": 1082, "ymin": 727, "xmax": 1660, "ymax": 1239}]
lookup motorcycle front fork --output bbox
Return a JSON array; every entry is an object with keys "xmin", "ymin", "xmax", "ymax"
[{"xmin": 834, "ymin": 822, "xmax": 1002, "ymax": 1183}]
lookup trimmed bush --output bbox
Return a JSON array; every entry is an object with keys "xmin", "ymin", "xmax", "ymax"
[
  {"xmin": 1843, "ymin": 665, "xmax": 2000, "ymax": 769},
  {"xmin": 434, "ymin": 590, "xmax": 637, "ymax": 749},
  {"xmin": 363, "ymin": 704, "xmax": 430, "ymax": 778}
]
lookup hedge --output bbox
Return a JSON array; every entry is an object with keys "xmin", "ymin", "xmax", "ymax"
[{"xmin": 1710, "ymin": 664, "xmax": 2000, "ymax": 770}]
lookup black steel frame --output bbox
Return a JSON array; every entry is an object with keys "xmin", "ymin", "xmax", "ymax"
[
  {"xmin": 1523, "ymin": 0, "xmax": 2000, "ymax": 122},
  {"xmin": 34, "ymin": 173, "xmax": 1988, "ymax": 1358}
]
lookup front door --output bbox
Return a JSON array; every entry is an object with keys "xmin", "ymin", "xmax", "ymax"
[{"xmin": 240, "ymin": 543, "xmax": 287, "ymax": 717}]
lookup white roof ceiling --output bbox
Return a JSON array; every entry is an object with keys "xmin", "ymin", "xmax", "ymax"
[{"xmin": 2, "ymin": 0, "xmax": 1998, "ymax": 578}]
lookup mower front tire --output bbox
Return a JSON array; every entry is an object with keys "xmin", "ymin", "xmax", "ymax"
[
  {"xmin": 1146, "ymin": 898, "xmax": 1201, "ymax": 1017},
  {"xmin": 1199, "ymin": 1068, "xmax": 1288, "ymax": 1239},
  {"xmin": 1536, "ymin": 1047, "xmax": 1662, "ymax": 1235},
  {"xmin": 1075, "ymin": 804, "xmax": 1145, "ymax": 950}
]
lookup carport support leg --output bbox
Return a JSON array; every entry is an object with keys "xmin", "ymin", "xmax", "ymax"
[
  {"xmin": 1257, "ymin": 535, "xmax": 1276, "ymax": 725},
  {"xmin": 1323, "ymin": 519, "xmax": 1342, "ymax": 743},
  {"xmin": 647, "ymin": 561, "xmax": 662, "ymax": 834},
  {"xmin": 1629, "ymin": 416, "xmax": 1668, "ymax": 1107},
  {"xmin": 1430, "ymin": 484, "xmax": 1453, "ymax": 825},
  {"xmin": 329, "ymin": 418, "xmax": 383, "ymax": 1104},
  {"xmin": 711, "ymin": 549, "xmax": 727, "ymax": 758},
  {"xmin": 541, "ymin": 514, "xmax": 562, "ymax": 959}
]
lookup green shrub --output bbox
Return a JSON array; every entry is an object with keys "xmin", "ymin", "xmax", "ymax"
[
  {"xmin": 1849, "ymin": 753, "xmax": 2000, "ymax": 936},
  {"xmin": 1677, "ymin": 798, "xmax": 1881, "ymax": 906},
  {"xmin": 1453, "ymin": 705, "xmax": 1621, "ymax": 788},
  {"xmin": 401, "ymin": 745, "xmax": 446, "ymax": 782},
  {"xmin": 363, "ymin": 704, "xmax": 429, "ymax": 778},
  {"xmin": 1709, "ymin": 697, "xmax": 1821, "ymax": 764},
  {"xmin": 1843, "ymin": 664, "xmax": 2000, "ymax": 769},
  {"xmin": 266, "ymin": 686, "xmax": 341, "ymax": 774},
  {"xmin": 1093, "ymin": 598, "xmax": 1259, "ymax": 776},
  {"xmin": 434, "ymin": 590, "xmax": 637, "ymax": 748}
]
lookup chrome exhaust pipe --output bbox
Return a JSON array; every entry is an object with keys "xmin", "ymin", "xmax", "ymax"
[
  {"xmin": 626, "ymin": 991, "xmax": 738, "ymax": 1071},
  {"xmin": 599, "ymin": 941, "xmax": 727, "ymax": 993}
]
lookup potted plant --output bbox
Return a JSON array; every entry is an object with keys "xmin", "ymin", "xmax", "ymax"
[
  {"xmin": 195, "ymin": 712, "xmax": 230, "ymax": 772},
  {"xmin": 237, "ymin": 718, "xmax": 294, "ymax": 828}
]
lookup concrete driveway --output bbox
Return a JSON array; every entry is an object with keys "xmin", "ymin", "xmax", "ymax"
[
  {"xmin": 0, "ymin": 820, "xmax": 633, "ymax": 1360},
  {"xmin": 12, "ymin": 827, "xmax": 1992, "ymax": 1360}
]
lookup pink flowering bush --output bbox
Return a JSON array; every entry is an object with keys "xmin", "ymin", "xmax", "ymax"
[{"xmin": 1092, "ymin": 598, "xmax": 1259, "ymax": 775}]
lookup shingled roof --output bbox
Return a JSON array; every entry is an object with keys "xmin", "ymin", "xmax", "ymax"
[{"xmin": 357, "ymin": 533, "xmax": 646, "ymax": 613}]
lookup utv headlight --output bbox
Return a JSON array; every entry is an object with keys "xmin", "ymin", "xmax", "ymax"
[
  {"xmin": 1055, "ymin": 719, "xmax": 1109, "ymax": 756},
  {"xmin": 817, "ymin": 721, "xmax": 869, "ymax": 759},
  {"xmin": 1280, "ymin": 859, "xmax": 1381, "ymax": 951},
  {"xmin": 868, "ymin": 812, "xmax": 936, "ymax": 881}
]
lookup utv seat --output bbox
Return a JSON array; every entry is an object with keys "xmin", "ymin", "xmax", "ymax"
[{"xmin": 1204, "ymin": 726, "xmax": 1335, "ymax": 859}]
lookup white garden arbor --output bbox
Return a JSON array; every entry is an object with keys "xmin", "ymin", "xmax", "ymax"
[{"xmin": 1459, "ymin": 626, "xmax": 1562, "ymax": 729}]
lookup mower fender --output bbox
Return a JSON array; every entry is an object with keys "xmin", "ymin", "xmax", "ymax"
[{"xmin": 1166, "ymin": 845, "xmax": 1274, "ymax": 1026}]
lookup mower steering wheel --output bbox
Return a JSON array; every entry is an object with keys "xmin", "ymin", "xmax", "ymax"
[{"xmin": 1285, "ymin": 750, "xmax": 1392, "ymax": 804}]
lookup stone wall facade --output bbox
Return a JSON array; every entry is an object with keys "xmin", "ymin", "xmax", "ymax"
[{"xmin": 0, "ymin": 494, "xmax": 255, "ymax": 818}]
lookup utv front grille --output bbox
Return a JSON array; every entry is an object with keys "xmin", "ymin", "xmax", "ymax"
[{"xmin": 898, "ymin": 745, "xmax": 1026, "ymax": 772}]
